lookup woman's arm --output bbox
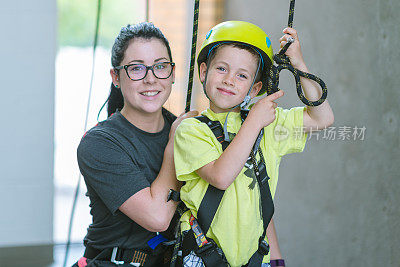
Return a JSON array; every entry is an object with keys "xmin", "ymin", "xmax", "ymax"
[
  {"xmin": 267, "ymin": 218, "xmax": 283, "ymax": 260},
  {"xmin": 119, "ymin": 111, "xmax": 198, "ymax": 232}
]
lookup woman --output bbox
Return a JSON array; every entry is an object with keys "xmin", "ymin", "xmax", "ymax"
[{"xmin": 74, "ymin": 22, "xmax": 197, "ymax": 267}]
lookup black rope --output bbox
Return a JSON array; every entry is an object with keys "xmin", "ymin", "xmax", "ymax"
[
  {"xmin": 63, "ymin": 0, "xmax": 102, "ymax": 266},
  {"xmin": 268, "ymin": 0, "xmax": 327, "ymax": 106},
  {"xmin": 185, "ymin": 0, "xmax": 200, "ymax": 112},
  {"xmin": 287, "ymin": 0, "xmax": 295, "ymax": 28}
]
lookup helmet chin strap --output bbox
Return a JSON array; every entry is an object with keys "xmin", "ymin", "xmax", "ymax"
[{"xmin": 202, "ymin": 46, "xmax": 262, "ymax": 142}]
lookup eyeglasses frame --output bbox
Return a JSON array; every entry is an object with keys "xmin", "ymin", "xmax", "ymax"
[{"xmin": 114, "ymin": 61, "xmax": 175, "ymax": 81}]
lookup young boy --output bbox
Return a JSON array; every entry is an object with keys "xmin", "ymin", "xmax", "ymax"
[{"xmin": 174, "ymin": 21, "xmax": 334, "ymax": 267}]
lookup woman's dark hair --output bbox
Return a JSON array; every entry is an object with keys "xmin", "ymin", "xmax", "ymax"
[{"xmin": 106, "ymin": 22, "xmax": 173, "ymax": 117}]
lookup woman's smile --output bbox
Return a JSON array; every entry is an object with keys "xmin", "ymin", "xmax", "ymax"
[{"xmin": 140, "ymin": 90, "xmax": 161, "ymax": 97}]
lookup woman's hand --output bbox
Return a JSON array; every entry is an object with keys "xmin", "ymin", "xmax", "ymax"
[
  {"xmin": 279, "ymin": 27, "xmax": 307, "ymax": 71},
  {"xmin": 169, "ymin": 110, "xmax": 199, "ymax": 139}
]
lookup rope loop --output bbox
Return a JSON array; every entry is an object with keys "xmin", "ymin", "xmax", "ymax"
[
  {"xmin": 265, "ymin": 0, "xmax": 327, "ymax": 107},
  {"xmin": 267, "ymin": 51, "xmax": 327, "ymax": 106},
  {"xmin": 266, "ymin": 34, "xmax": 327, "ymax": 106}
]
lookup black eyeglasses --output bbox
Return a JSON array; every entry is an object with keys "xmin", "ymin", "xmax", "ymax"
[{"xmin": 114, "ymin": 62, "xmax": 175, "ymax": 81}]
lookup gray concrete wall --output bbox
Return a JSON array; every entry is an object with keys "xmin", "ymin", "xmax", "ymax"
[
  {"xmin": 225, "ymin": 1, "xmax": 399, "ymax": 266},
  {"xmin": 0, "ymin": 0, "xmax": 56, "ymax": 249}
]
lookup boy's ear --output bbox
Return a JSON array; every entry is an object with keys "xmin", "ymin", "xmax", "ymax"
[
  {"xmin": 250, "ymin": 81, "xmax": 263, "ymax": 98},
  {"xmin": 199, "ymin": 62, "xmax": 208, "ymax": 84}
]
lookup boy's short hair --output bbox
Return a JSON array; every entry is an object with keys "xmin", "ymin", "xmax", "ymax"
[{"xmin": 206, "ymin": 43, "xmax": 263, "ymax": 83}]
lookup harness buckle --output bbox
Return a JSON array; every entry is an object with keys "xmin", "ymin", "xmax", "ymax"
[
  {"xmin": 258, "ymin": 238, "xmax": 270, "ymax": 256},
  {"xmin": 167, "ymin": 189, "xmax": 181, "ymax": 202},
  {"xmin": 240, "ymin": 95, "xmax": 251, "ymax": 109},
  {"xmin": 111, "ymin": 247, "xmax": 125, "ymax": 265},
  {"xmin": 196, "ymin": 240, "xmax": 216, "ymax": 256}
]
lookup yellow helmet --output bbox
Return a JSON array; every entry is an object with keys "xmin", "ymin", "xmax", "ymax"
[{"xmin": 197, "ymin": 21, "xmax": 274, "ymax": 95}]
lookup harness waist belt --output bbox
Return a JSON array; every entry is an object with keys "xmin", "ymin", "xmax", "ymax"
[{"xmin": 84, "ymin": 245, "xmax": 148, "ymax": 266}]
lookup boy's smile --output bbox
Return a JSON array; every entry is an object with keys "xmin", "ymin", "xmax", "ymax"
[
  {"xmin": 199, "ymin": 45, "xmax": 262, "ymax": 113},
  {"xmin": 217, "ymin": 87, "xmax": 235, "ymax": 96}
]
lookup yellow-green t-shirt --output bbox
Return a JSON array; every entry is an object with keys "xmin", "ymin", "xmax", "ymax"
[{"xmin": 174, "ymin": 107, "xmax": 307, "ymax": 267}]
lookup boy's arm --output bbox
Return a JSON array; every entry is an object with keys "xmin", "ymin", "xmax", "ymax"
[
  {"xmin": 280, "ymin": 28, "xmax": 334, "ymax": 133},
  {"xmin": 196, "ymin": 91, "xmax": 284, "ymax": 190}
]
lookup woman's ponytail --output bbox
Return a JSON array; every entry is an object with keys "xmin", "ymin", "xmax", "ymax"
[{"xmin": 107, "ymin": 83, "xmax": 124, "ymax": 117}]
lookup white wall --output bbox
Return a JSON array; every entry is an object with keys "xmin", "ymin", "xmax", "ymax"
[{"xmin": 0, "ymin": 0, "xmax": 56, "ymax": 247}]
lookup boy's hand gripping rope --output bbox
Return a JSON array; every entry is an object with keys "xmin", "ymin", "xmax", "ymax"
[
  {"xmin": 268, "ymin": 0, "xmax": 327, "ymax": 106},
  {"xmin": 185, "ymin": 0, "xmax": 200, "ymax": 112}
]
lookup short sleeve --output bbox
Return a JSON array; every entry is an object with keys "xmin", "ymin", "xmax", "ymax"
[
  {"xmin": 174, "ymin": 118, "xmax": 221, "ymax": 181},
  {"xmin": 265, "ymin": 106, "xmax": 308, "ymax": 157},
  {"xmin": 77, "ymin": 130, "xmax": 150, "ymax": 214}
]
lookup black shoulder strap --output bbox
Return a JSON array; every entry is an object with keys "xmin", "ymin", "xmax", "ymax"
[
  {"xmin": 194, "ymin": 115, "xmax": 227, "ymax": 234},
  {"xmin": 195, "ymin": 115, "xmax": 229, "ymax": 150},
  {"xmin": 197, "ymin": 184, "xmax": 224, "ymax": 234}
]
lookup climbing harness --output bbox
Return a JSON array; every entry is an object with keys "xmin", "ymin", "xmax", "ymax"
[
  {"xmin": 81, "ymin": 237, "xmax": 173, "ymax": 266},
  {"xmin": 185, "ymin": 0, "xmax": 200, "ymax": 112},
  {"xmin": 267, "ymin": 0, "xmax": 328, "ymax": 106},
  {"xmin": 171, "ymin": 113, "xmax": 274, "ymax": 267}
]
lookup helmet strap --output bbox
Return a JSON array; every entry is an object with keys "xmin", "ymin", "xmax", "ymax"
[
  {"xmin": 202, "ymin": 47, "xmax": 215, "ymax": 101},
  {"xmin": 240, "ymin": 55, "xmax": 262, "ymax": 109}
]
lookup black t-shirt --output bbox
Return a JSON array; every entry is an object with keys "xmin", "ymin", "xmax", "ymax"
[{"xmin": 77, "ymin": 109, "xmax": 176, "ymax": 252}]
